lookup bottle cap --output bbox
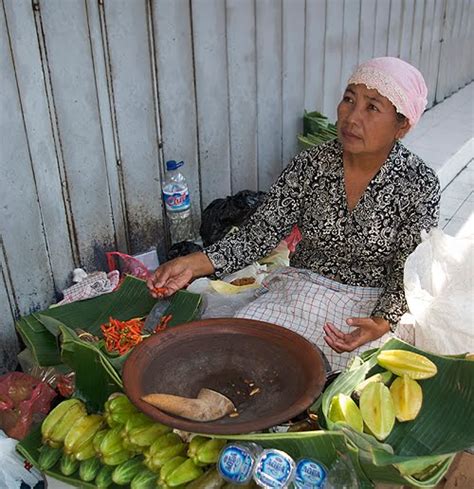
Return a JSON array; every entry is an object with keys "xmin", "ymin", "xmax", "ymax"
[{"xmin": 166, "ymin": 160, "xmax": 184, "ymax": 171}]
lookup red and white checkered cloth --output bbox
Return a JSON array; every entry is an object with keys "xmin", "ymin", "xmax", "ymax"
[
  {"xmin": 57, "ymin": 270, "xmax": 120, "ymax": 305},
  {"xmin": 234, "ymin": 267, "xmax": 393, "ymax": 371}
]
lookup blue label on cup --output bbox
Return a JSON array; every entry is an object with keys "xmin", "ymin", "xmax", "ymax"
[
  {"xmin": 254, "ymin": 450, "xmax": 295, "ymax": 488},
  {"xmin": 294, "ymin": 458, "xmax": 327, "ymax": 488},
  {"xmin": 218, "ymin": 445, "xmax": 255, "ymax": 484}
]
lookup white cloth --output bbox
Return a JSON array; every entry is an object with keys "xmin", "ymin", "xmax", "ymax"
[{"xmin": 234, "ymin": 267, "xmax": 392, "ymax": 371}]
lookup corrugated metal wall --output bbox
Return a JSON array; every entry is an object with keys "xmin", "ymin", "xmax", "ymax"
[{"xmin": 1, "ymin": 0, "xmax": 473, "ymax": 372}]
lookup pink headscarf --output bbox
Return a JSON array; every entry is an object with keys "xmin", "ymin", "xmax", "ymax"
[{"xmin": 348, "ymin": 57, "xmax": 428, "ymax": 127}]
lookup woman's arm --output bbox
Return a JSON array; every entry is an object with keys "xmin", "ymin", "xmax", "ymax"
[
  {"xmin": 148, "ymin": 147, "xmax": 319, "ymax": 295},
  {"xmin": 203, "ymin": 148, "xmax": 317, "ymax": 276},
  {"xmin": 324, "ymin": 168, "xmax": 441, "ymax": 353},
  {"xmin": 372, "ymin": 174, "xmax": 441, "ymax": 329}
]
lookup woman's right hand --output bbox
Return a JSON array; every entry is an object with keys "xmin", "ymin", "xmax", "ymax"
[{"xmin": 146, "ymin": 251, "xmax": 215, "ymax": 298}]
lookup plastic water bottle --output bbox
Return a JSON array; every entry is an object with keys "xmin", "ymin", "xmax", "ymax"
[{"xmin": 162, "ymin": 160, "xmax": 193, "ymax": 244}]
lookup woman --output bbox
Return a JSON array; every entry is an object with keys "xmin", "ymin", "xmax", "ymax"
[{"xmin": 148, "ymin": 57, "xmax": 440, "ymax": 370}]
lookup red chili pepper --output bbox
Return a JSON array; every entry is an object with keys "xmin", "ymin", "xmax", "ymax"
[
  {"xmin": 101, "ymin": 316, "xmax": 145, "ymax": 355},
  {"xmin": 154, "ymin": 314, "xmax": 173, "ymax": 333},
  {"xmin": 152, "ymin": 286, "xmax": 169, "ymax": 298}
]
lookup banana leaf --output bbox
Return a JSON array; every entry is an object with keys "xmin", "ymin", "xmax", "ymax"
[
  {"xmin": 36, "ymin": 275, "xmax": 157, "ymax": 336},
  {"xmin": 16, "ymin": 276, "xmax": 201, "ymax": 366},
  {"xmin": 58, "ymin": 324, "xmax": 123, "ymax": 411},
  {"xmin": 299, "ymin": 110, "xmax": 337, "ymax": 149},
  {"xmin": 225, "ymin": 431, "xmax": 375, "ymax": 488},
  {"xmin": 303, "ymin": 110, "xmax": 329, "ymax": 134},
  {"xmin": 317, "ymin": 338, "xmax": 474, "ymax": 485},
  {"xmin": 16, "ymin": 316, "xmax": 61, "ymax": 366}
]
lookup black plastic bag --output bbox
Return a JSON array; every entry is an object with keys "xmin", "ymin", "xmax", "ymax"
[
  {"xmin": 200, "ymin": 190, "xmax": 267, "ymax": 247},
  {"xmin": 167, "ymin": 241, "xmax": 203, "ymax": 260}
]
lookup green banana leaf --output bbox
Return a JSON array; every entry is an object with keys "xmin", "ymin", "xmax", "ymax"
[
  {"xmin": 317, "ymin": 338, "xmax": 474, "ymax": 485},
  {"xmin": 16, "ymin": 276, "xmax": 201, "ymax": 366},
  {"xmin": 16, "ymin": 316, "xmax": 62, "ymax": 366},
  {"xmin": 225, "ymin": 431, "xmax": 375, "ymax": 488},
  {"xmin": 303, "ymin": 110, "xmax": 329, "ymax": 134},
  {"xmin": 34, "ymin": 291, "xmax": 201, "ymax": 410},
  {"xmin": 59, "ymin": 324, "xmax": 123, "ymax": 411},
  {"xmin": 41, "ymin": 275, "xmax": 157, "ymax": 335},
  {"xmin": 299, "ymin": 110, "xmax": 337, "ymax": 149}
]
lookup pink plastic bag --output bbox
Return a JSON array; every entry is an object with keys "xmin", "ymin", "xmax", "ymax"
[
  {"xmin": 0, "ymin": 372, "xmax": 56, "ymax": 440},
  {"xmin": 284, "ymin": 225, "xmax": 302, "ymax": 253},
  {"xmin": 106, "ymin": 251, "xmax": 151, "ymax": 280}
]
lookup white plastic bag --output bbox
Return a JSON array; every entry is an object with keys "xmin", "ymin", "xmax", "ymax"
[
  {"xmin": 187, "ymin": 262, "xmax": 266, "ymax": 319},
  {"xmin": 404, "ymin": 228, "xmax": 474, "ymax": 354},
  {"xmin": 0, "ymin": 430, "xmax": 45, "ymax": 488}
]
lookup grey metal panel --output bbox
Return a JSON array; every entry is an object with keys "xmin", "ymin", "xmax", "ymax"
[
  {"xmin": 323, "ymin": 0, "xmax": 344, "ymax": 122},
  {"xmin": 38, "ymin": 0, "xmax": 115, "ymax": 269},
  {"xmin": 419, "ymin": 0, "xmax": 436, "ymax": 102},
  {"xmin": 192, "ymin": 0, "xmax": 231, "ymax": 209},
  {"xmin": 387, "ymin": 0, "xmax": 403, "ymax": 56},
  {"xmin": 102, "ymin": 0, "xmax": 165, "ymax": 255},
  {"xmin": 0, "ymin": 5, "xmax": 55, "ymax": 313},
  {"xmin": 458, "ymin": 0, "xmax": 470, "ymax": 87},
  {"xmin": 427, "ymin": 0, "xmax": 445, "ymax": 107},
  {"xmin": 436, "ymin": 0, "xmax": 455, "ymax": 102},
  {"xmin": 373, "ymin": 0, "xmax": 391, "ymax": 57},
  {"xmin": 399, "ymin": 0, "xmax": 415, "ymax": 62},
  {"xmin": 226, "ymin": 0, "xmax": 258, "ymax": 192},
  {"xmin": 451, "ymin": 0, "xmax": 465, "ymax": 92},
  {"xmin": 304, "ymin": 0, "xmax": 326, "ymax": 113},
  {"xmin": 0, "ymin": 264, "xmax": 18, "ymax": 374},
  {"xmin": 409, "ymin": 0, "xmax": 425, "ymax": 68},
  {"xmin": 340, "ymin": 0, "xmax": 361, "ymax": 90},
  {"xmin": 85, "ymin": 0, "xmax": 128, "ymax": 253},
  {"xmin": 463, "ymin": 0, "xmax": 474, "ymax": 84},
  {"xmin": 3, "ymin": 0, "xmax": 75, "ymax": 291},
  {"xmin": 359, "ymin": 0, "xmax": 376, "ymax": 64},
  {"xmin": 282, "ymin": 0, "xmax": 305, "ymax": 165},
  {"xmin": 256, "ymin": 0, "xmax": 282, "ymax": 190},
  {"xmin": 152, "ymin": 0, "xmax": 201, "ymax": 228}
]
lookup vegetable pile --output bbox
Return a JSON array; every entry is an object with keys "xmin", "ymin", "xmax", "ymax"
[
  {"xmin": 297, "ymin": 110, "xmax": 338, "ymax": 149},
  {"xmin": 37, "ymin": 394, "xmax": 232, "ymax": 488}
]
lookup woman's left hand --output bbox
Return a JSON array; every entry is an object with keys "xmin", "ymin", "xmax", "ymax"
[{"xmin": 323, "ymin": 317, "xmax": 390, "ymax": 353}]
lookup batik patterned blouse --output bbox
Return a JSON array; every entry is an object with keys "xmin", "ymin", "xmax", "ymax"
[{"xmin": 204, "ymin": 139, "xmax": 440, "ymax": 327}]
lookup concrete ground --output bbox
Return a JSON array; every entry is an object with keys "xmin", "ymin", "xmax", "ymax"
[
  {"xmin": 405, "ymin": 81, "xmax": 473, "ymax": 238},
  {"xmin": 46, "ymin": 84, "xmax": 474, "ymax": 489}
]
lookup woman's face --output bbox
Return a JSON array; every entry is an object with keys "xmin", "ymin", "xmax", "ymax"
[{"xmin": 337, "ymin": 84, "xmax": 410, "ymax": 156}]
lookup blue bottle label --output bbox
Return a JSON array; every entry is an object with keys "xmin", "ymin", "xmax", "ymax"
[
  {"xmin": 254, "ymin": 451, "xmax": 294, "ymax": 488},
  {"xmin": 163, "ymin": 189, "xmax": 190, "ymax": 212},
  {"xmin": 218, "ymin": 445, "xmax": 255, "ymax": 483},
  {"xmin": 294, "ymin": 459, "xmax": 327, "ymax": 488}
]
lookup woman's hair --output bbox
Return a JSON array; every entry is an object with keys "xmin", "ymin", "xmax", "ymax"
[{"xmin": 396, "ymin": 112, "xmax": 407, "ymax": 123}]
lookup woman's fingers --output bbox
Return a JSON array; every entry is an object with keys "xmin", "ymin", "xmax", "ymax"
[
  {"xmin": 324, "ymin": 322, "xmax": 346, "ymax": 340},
  {"xmin": 323, "ymin": 323, "xmax": 349, "ymax": 353},
  {"xmin": 324, "ymin": 321, "xmax": 369, "ymax": 352},
  {"xmin": 323, "ymin": 335, "xmax": 344, "ymax": 354},
  {"xmin": 325, "ymin": 317, "xmax": 390, "ymax": 354}
]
